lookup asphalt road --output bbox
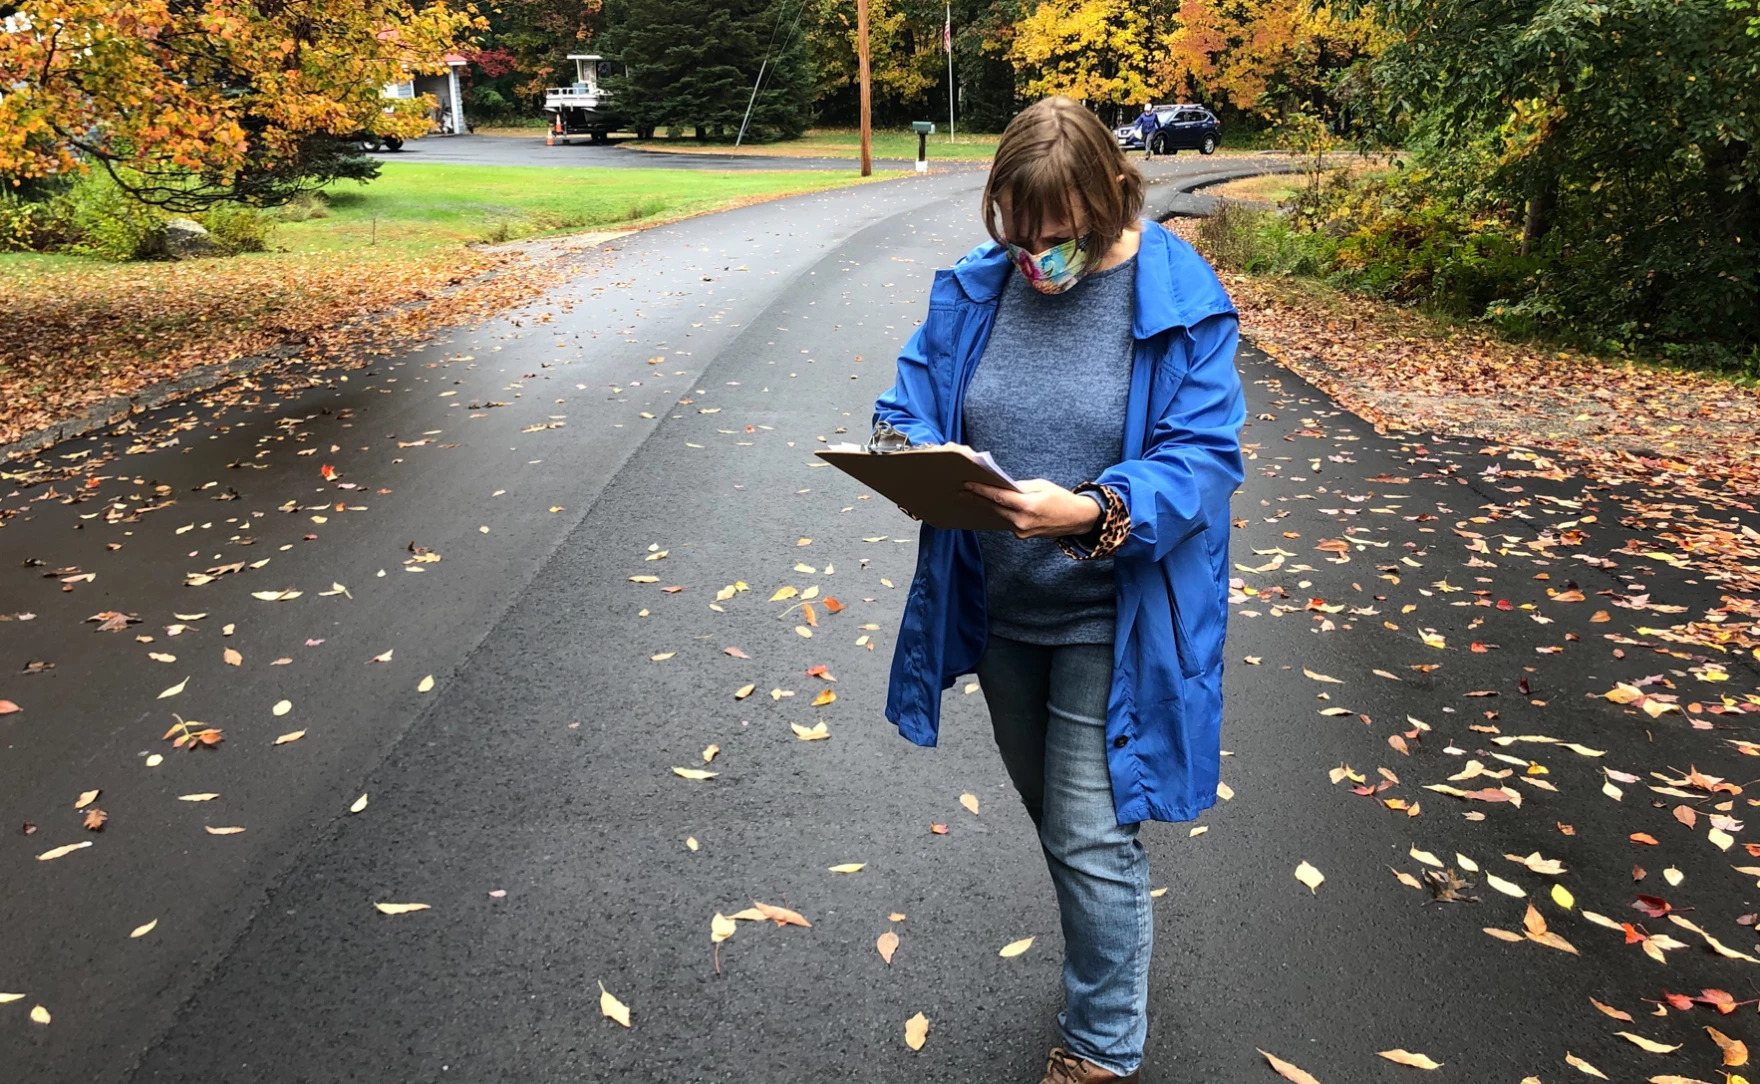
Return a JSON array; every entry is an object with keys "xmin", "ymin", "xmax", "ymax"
[
  {"xmin": 373, "ymin": 132, "xmax": 981, "ymax": 172},
  {"xmin": 4, "ymin": 166, "xmax": 1759, "ymax": 1084}
]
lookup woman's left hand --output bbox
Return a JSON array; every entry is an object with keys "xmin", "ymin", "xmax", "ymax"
[{"xmin": 964, "ymin": 479, "xmax": 1101, "ymax": 540}]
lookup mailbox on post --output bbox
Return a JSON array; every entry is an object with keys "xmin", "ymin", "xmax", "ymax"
[{"xmin": 911, "ymin": 121, "xmax": 936, "ymax": 172}]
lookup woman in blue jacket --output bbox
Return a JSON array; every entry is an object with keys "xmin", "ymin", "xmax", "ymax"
[{"xmin": 871, "ymin": 96, "xmax": 1244, "ymax": 1084}]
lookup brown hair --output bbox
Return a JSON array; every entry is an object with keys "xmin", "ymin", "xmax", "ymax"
[{"xmin": 982, "ymin": 96, "xmax": 1146, "ymax": 254}]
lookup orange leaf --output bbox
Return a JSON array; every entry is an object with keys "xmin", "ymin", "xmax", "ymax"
[
  {"xmin": 823, "ymin": 597, "xmax": 844, "ymax": 613},
  {"xmin": 1258, "ymin": 1049, "xmax": 1323, "ymax": 1084},
  {"xmin": 1630, "ymin": 833, "xmax": 1660, "ymax": 845}
]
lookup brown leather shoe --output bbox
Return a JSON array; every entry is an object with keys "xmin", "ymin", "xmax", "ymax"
[{"xmin": 1040, "ymin": 1046, "xmax": 1140, "ymax": 1084}]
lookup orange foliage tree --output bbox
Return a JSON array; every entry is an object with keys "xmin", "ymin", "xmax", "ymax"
[
  {"xmin": 1158, "ymin": 0, "xmax": 1385, "ymax": 122},
  {"xmin": 0, "ymin": 0, "xmax": 480, "ymax": 208}
]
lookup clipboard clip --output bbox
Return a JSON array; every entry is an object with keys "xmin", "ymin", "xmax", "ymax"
[{"xmin": 865, "ymin": 421, "xmax": 913, "ymax": 454}]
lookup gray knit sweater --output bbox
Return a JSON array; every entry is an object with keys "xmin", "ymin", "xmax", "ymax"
[{"xmin": 961, "ymin": 254, "xmax": 1136, "ymax": 645}]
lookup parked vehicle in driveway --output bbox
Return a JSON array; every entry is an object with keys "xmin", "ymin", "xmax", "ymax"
[
  {"xmin": 1115, "ymin": 105, "xmax": 1221, "ymax": 155},
  {"xmin": 544, "ymin": 54, "xmax": 652, "ymax": 143}
]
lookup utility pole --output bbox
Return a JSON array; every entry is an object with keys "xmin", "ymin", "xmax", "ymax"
[{"xmin": 857, "ymin": 0, "xmax": 872, "ymax": 177}]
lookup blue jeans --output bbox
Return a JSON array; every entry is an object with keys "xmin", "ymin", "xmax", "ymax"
[{"xmin": 976, "ymin": 636, "xmax": 1152, "ymax": 1077}]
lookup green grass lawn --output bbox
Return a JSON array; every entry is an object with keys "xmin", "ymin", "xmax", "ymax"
[
  {"xmin": 276, "ymin": 161, "xmax": 897, "ymax": 254},
  {"xmin": 626, "ymin": 127, "xmax": 1002, "ymax": 161}
]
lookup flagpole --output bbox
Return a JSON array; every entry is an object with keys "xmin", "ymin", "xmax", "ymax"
[
  {"xmin": 945, "ymin": 1, "xmax": 955, "ymax": 143},
  {"xmin": 857, "ymin": 0, "xmax": 872, "ymax": 177}
]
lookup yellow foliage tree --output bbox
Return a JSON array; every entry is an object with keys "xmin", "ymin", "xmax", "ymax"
[{"xmin": 1009, "ymin": 0, "xmax": 1168, "ymax": 112}]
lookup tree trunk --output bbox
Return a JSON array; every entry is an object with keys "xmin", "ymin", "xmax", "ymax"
[
  {"xmin": 1520, "ymin": 170, "xmax": 1557, "ymax": 257},
  {"xmin": 694, "ymin": 125, "xmax": 707, "ymax": 141}
]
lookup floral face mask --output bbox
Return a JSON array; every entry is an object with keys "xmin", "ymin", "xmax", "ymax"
[{"xmin": 1005, "ymin": 232, "xmax": 1092, "ymax": 295}]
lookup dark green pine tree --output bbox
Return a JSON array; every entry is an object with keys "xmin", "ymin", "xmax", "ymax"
[{"xmin": 602, "ymin": 0, "xmax": 812, "ymax": 141}]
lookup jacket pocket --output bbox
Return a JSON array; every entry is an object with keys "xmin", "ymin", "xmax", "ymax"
[{"xmin": 1162, "ymin": 531, "xmax": 1223, "ymax": 679}]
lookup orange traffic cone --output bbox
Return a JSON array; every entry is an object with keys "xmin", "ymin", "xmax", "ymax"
[{"xmin": 546, "ymin": 129, "xmax": 554, "ymax": 146}]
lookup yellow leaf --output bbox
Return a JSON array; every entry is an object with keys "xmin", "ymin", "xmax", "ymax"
[
  {"xmin": 1566, "ymin": 1052, "xmax": 1609, "ymax": 1078},
  {"xmin": 250, "ymin": 589, "xmax": 302, "ymax": 601},
  {"xmin": 811, "ymin": 689, "xmax": 836, "ymax": 706},
  {"xmin": 1409, "ymin": 846, "xmax": 1443, "ymax": 868},
  {"xmin": 650, "ymin": 652, "xmax": 676, "ymax": 662},
  {"xmin": 1294, "ymin": 860, "xmax": 1324, "ymax": 894},
  {"xmin": 794, "ymin": 625, "xmax": 813, "ymax": 638},
  {"xmin": 1303, "ymin": 669, "xmax": 1345, "ymax": 684},
  {"xmin": 959, "ymin": 793, "xmax": 980, "ymax": 815},
  {"xmin": 734, "ymin": 683, "xmax": 756, "ymax": 699},
  {"xmin": 74, "ymin": 789, "xmax": 99, "ymax": 810},
  {"xmin": 702, "ymin": 744, "xmax": 719, "ymax": 763},
  {"xmin": 177, "ymin": 793, "xmax": 219, "ymax": 802},
  {"xmin": 998, "ymin": 937, "xmax": 1034, "ymax": 957},
  {"xmin": 903, "ymin": 1012, "xmax": 929, "ymax": 1051},
  {"xmin": 828, "ymin": 863, "xmax": 866, "ymax": 873},
  {"xmin": 790, "ymin": 721, "xmax": 829, "ymax": 741},
  {"xmin": 1617, "ymin": 1032, "xmax": 1682, "ymax": 1054},
  {"xmin": 417, "ymin": 674, "xmax": 435, "ymax": 693},
  {"xmin": 373, "ymin": 902, "xmax": 430, "ymax": 915},
  {"xmin": 628, "ymin": 575, "xmax": 660, "ymax": 583},
  {"xmin": 1484, "ymin": 873, "xmax": 1526, "ymax": 897},
  {"xmin": 272, "ymin": 699, "xmax": 292, "ymax": 716},
  {"xmin": 158, "ymin": 677, "xmax": 188, "ymax": 699},
  {"xmin": 599, "ymin": 982, "xmax": 631, "ymax": 1027},
  {"xmin": 204, "ymin": 826, "xmax": 245, "ymax": 835},
  {"xmin": 0, "ymin": 994, "xmax": 22, "ymax": 1003},
  {"xmin": 710, "ymin": 912, "xmax": 737, "ymax": 943},
  {"xmin": 1483, "ymin": 927, "xmax": 1525, "ymax": 942},
  {"xmin": 877, "ymin": 930, "xmax": 900, "ymax": 964},
  {"xmin": 1216, "ymin": 781, "xmax": 1235, "ymax": 800},
  {"xmin": 1708, "ymin": 1025, "xmax": 1749, "ymax": 1067},
  {"xmin": 350, "ymin": 794, "xmax": 369, "ymax": 814},
  {"xmin": 30, "ymin": 1004, "xmax": 50, "ymax": 1025},
  {"xmin": 770, "ymin": 586, "xmax": 799, "ymax": 602},
  {"xmin": 1552, "ymin": 883, "xmax": 1575, "ymax": 909},
  {"xmin": 274, "ymin": 730, "xmax": 305, "ymax": 745},
  {"xmin": 1150, "ymin": 886, "xmax": 1169, "ymax": 897},
  {"xmin": 671, "ymin": 767, "xmax": 718, "ymax": 780},
  {"xmin": 129, "ymin": 919, "xmax": 158, "ymax": 939},
  {"xmin": 685, "ymin": 837, "xmax": 699, "ymax": 851},
  {"xmin": 1258, "ymin": 1049, "xmax": 1323, "ymax": 1084},
  {"xmin": 223, "ymin": 648, "xmax": 242, "ymax": 666},
  {"xmin": 1378, "ymin": 1049, "xmax": 1444, "ymax": 1070},
  {"xmin": 1189, "ymin": 826, "xmax": 1209, "ymax": 838},
  {"xmin": 36, "ymin": 841, "xmax": 92, "ymax": 861}
]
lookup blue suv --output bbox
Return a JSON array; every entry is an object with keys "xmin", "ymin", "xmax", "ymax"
[{"xmin": 1115, "ymin": 105, "xmax": 1222, "ymax": 156}]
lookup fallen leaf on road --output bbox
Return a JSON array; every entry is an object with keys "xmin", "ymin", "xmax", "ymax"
[
  {"xmin": 829, "ymin": 863, "xmax": 865, "ymax": 873},
  {"xmin": 1566, "ymin": 1052, "xmax": 1608, "ymax": 1078},
  {"xmin": 204, "ymin": 826, "xmax": 245, "ymax": 835},
  {"xmin": 0, "ymin": 993, "xmax": 23, "ymax": 1003},
  {"xmin": 598, "ymin": 982, "xmax": 631, "ymax": 1027},
  {"xmin": 1552, "ymin": 884, "xmax": 1575, "ymax": 909},
  {"xmin": 178, "ymin": 793, "xmax": 219, "ymax": 802},
  {"xmin": 672, "ymin": 767, "xmax": 717, "ymax": 780},
  {"xmin": 734, "ymin": 684, "xmax": 755, "ymax": 699},
  {"xmin": 650, "ymin": 652, "xmax": 676, "ymax": 662},
  {"xmin": 350, "ymin": 794, "xmax": 368, "ymax": 814},
  {"xmin": 36, "ymin": 841, "xmax": 91, "ymax": 860},
  {"xmin": 223, "ymin": 648, "xmax": 242, "ymax": 667},
  {"xmin": 130, "ymin": 919, "xmax": 157, "ymax": 938},
  {"xmin": 790, "ymin": 722, "xmax": 829, "ymax": 741},
  {"xmin": 158, "ymin": 677, "xmax": 188, "ymax": 699},
  {"xmin": 74, "ymin": 789, "xmax": 99, "ymax": 810},
  {"xmin": 752, "ymin": 901, "xmax": 811, "ymax": 927},
  {"xmin": 272, "ymin": 700, "xmax": 292, "ymax": 716},
  {"xmin": 1617, "ymin": 1033, "xmax": 1682, "ymax": 1054},
  {"xmin": 1590, "ymin": 997, "xmax": 1632, "ymax": 1021},
  {"xmin": 373, "ymin": 902, "xmax": 430, "ymax": 915},
  {"xmin": 959, "ymin": 793, "xmax": 980, "ymax": 815},
  {"xmin": 1484, "ymin": 874, "xmax": 1526, "ymax": 897},
  {"xmin": 0, "ymin": 700, "xmax": 18, "ymax": 714},
  {"xmin": 710, "ymin": 912, "xmax": 737, "ymax": 943},
  {"xmin": 1304, "ymin": 669, "xmax": 1344, "ymax": 684},
  {"xmin": 904, "ymin": 1012, "xmax": 928, "ymax": 1051},
  {"xmin": 1259, "ymin": 1049, "xmax": 1322, "ymax": 1083},
  {"xmin": 702, "ymin": 744, "xmax": 719, "ymax": 764},
  {"xmin": 250, "ymin": 589, "xmax": 302, "ymax": 601},
  {"xmin": 1378, "ymin": 1050, "xmax": 1442, "ymax": 1069},
  {"xmin": 83, "ymin": 809, "xmax": 107, "ymax": 831},
  {"xmin": 1294, "ymin": 861, "xmax": 1324, "ymax": 894},
  {"xmin": 30, "ymin": 1005, "xmax": 49, "ymax": 1025},
  {"xmin": 274, "ymin": 730, "xmax": 305, "ymax": 745},
  {"xmin": 1707, "ymin": 1026, "xmax": 1748, "ymax": 1066},
  {"xmin": 877, "ymin": 929, "xmax": 900, "ymax": 964}
]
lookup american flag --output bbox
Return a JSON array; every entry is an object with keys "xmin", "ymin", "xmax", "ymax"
[{"xmin": 944, "ymin": 6, "xmax": 952, "ymax": 53}]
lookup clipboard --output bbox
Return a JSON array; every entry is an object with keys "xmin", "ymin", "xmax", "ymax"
[{"xmin": 815, "ymin": 444, "xmax": 1022, "ymax": 531}]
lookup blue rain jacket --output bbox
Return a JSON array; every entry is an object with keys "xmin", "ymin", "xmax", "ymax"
[{"xmin": 872, "ymin": 222, "xmax": 1245, "ymax": 824}]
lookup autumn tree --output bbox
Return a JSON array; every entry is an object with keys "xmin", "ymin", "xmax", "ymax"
[
  {"xmin": 477, "ymin": 0, "xmax": 606, "ymax": 107},
  {"xmin": 0, "ymin": 0, "xmax": 479, "ymax": 210},
  {"xmin": 1158, "ymin": 0, "xmax": 1385, "ymax": 126},
  {"xmin": 1008, "ymin": 0, "xmax": 1175, "ymax": 124}
]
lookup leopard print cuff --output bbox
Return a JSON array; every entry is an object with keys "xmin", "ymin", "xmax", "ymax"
[{"xmin": 1057, "ymin": 482, "xmax": 1128, "ymax": 561}]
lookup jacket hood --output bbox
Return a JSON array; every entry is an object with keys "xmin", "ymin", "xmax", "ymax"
[{"xmin": 950, "ymin": 219, "xmax": 1236, "ymax": 341}]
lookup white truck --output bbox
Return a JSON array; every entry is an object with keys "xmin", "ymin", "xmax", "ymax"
[{"xmin": 543, "ymin": 54, "xmax": 650, "ymax": 143}]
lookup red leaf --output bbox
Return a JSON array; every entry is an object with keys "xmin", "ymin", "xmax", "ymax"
[
  {"xmin": 1661, "ymin": 989, "xmax": 1696, "ymax": 1010},
  {"xmin": 1632, "ymin": 895, "xmax": 1673, "ymax": 918}
]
